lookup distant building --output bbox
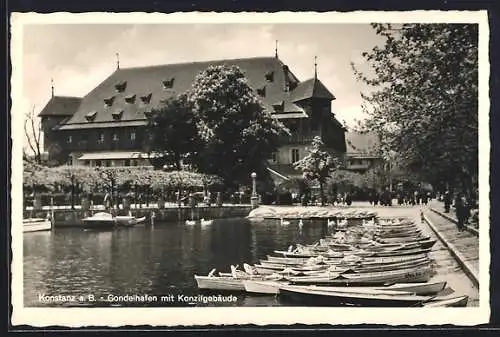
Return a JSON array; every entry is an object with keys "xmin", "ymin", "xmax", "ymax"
[
  {"xmin": 39, "ymin": 56, "xmax": 348, "ymax": 177},
  {"xmin": 344, "ymin": 132, "xmax": 382, "ymax": 173}
]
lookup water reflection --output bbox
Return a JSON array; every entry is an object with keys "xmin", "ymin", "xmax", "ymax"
[
  {"xmin": 23, "ymin": 217, "xmax": 473, "ymax": 307},
  {"xmin": 24, "ymin": 218, "xmax": 330, "ymax": 306}
]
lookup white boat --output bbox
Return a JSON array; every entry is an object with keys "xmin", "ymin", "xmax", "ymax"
[
  {"xmin": 200, "ymin": 218, "xmax": 214, "ymax": 226},
  {"xmin": 384, "ymin": 281, "xmax": 447, "ymax": 295},
  {"xmin": 194, "ymin": 275, "xmax": 246, "ymax": 291},
  {"xmin": 115, "ymin": 215, "xmax": 146, "ymax": 226},
  {"xmin": 23, "ymin": 218, "xmax": 52, "ymax": 233},
  {"xmin": 424, "ymin": 295, "xmax": 469, "ymax": 307},
  {"xmin": 287, "ymin": 265, "xmax": 435, "ymax": 285},
  {"xmin": 82, "ymin": 212, "xmax": 145, "ymax": 229},
  {"xmin": 243, "ymin": 280, "xmax": 289, "ymax": 295},
  {"xmin": 243, "ymin": 280, "xmax": 447, "ymax": 296}
]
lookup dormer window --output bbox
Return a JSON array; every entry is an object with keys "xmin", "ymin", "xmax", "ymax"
[
  {"xmin": 265, "ymin": 71, "xmax": 274, "ymax": 82},
  {"xmin": 144, "ymin": 110, "xmax": 155, "ymax": 119},
  {"xmin": 162, "ymin": 78, "xmax": 175, "ymax": 89},
  {"xmin": 140, "ymin": 93, "xmax": 152, "ymax": 104},
  {"xmin": 272, "ymin": 101, "xmax": 284, "ymax": 113},
  {"xmin": 124, "ymin": 94, "xmax": 136, "ymax": 104},
  {"xmin": 115, "ymin": 81, "xmax": 127, "ymax": 93},
  {"xmin": 112, "ymin": 110, "xmax": 123, "ymax": 120},
  {"xmin": 85, "ymin": 111, "xmax": 97, "ymax": 122},
  {"xmin": 104, "ymin": 96, "xmax": 115, "ymax": 107},
  {"xmin": 256, "ymin": 86, "xmax": 266, "ymax": 97}
]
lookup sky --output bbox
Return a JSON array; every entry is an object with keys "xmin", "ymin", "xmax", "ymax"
[
  {"xmin": 22, "ymin": 23, "xmax": 384, "ymax": 123},
  {"xmin": 20, "ymin": 23, "xmax": 385, "ymax": 150}
]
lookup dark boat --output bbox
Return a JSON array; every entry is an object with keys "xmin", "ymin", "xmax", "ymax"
[{"xmin": 278, "ymin": 285, "xmax": 433, "ymax": 307}]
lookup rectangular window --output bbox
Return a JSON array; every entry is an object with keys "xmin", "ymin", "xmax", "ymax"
[
  {"xmin": 130, "ymin": 132, "xmax": 136, "ymax": 141},
  {"xmin": 98, "ymin": 133, "xmax": 104, "ymax": 144},
  {"xmin": 271, "ymin": 152, "xmax": 277, "ymax": 163},
  {"xmin": 291, "ymin": 148, "xmax": 300, "ymax": 163},
  {"xmin": 113, "ymin": 133, "xmax": 119, "ymax": 141},
  {"xmin": 131, "ymin": 160, "xmax": 137, "ymax": 166},
  {"xmin": 105, "ymin": 161, "xmax": 111, "ymax": 167},
  {"xmin": 125, "ymin": 159, "xmax": 131, "ymax": 166},
  {"xmin": 67, "ymin": 135, "xmax": 72, "ymax": 144},
  {"xmin": 95, "ymin": 160, "xmax": 102, "ymax": 167}
]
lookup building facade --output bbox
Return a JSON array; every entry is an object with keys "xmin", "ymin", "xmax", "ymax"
[
  {"xmin": 39, "ymin": 56, "xmax": 352, "ymax": 179},
  {"xmin": 344, "ymin": 132, "xmax": 382, "ymax": 173}
]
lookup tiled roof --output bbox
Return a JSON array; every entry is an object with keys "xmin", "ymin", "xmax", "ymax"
[
  {"xmin": 345, "ymin": 132, "xmax": 379, "ymax": 154},
  {"xmin": 290, "ymin": 78, "xmax": 335, "ymax": 102},
  {"xmin": 38, "ymin": 96, "xmax": 82, "ymax": 117},
  {"xmin": 62, "ymin": 57, "xmax": 312, "ymax": 129}
]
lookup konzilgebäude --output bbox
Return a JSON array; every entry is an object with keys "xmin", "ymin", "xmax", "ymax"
[{"xmin": 39, "ymin": 56, "xmax": 379, "ymax": 180}]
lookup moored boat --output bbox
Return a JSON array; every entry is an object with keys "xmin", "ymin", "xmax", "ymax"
[
  {"xmin": 194, "ymin": 275, "xmax": 247, "ymax": 291},
  {"xmin": 424, "ymin": 295, "xmax": 469, "ymax": 307},
  {"xmin": 81, "ymin": 212, "xmax": 145, "ymax": 229},
  {"xmin": 278, "ymin": 285, "xmax": 434, "ymax": 307},
  {"xmin": 23, "ymin": 218, "xmax": 52, "ymax": 233}
]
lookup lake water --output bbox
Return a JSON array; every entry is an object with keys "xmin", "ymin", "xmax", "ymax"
[
  {"xmin": 24, "ymin": 218, "xmax": 331, "ymax": 307},
  {"xmin": 23, "ymin": 215, "xmax": 479, "ymax": 307}
]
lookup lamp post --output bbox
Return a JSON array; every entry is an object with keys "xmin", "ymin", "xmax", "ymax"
[{"xmin": 251, "ymin": 172, "xmax": 258, "ymax": 208}]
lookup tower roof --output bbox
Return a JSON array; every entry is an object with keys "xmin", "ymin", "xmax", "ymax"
[
  {"xmin": 38, "ymin": 96, "xmax": 82, "ymax": 117},
  {"xmin": 290, "ymin": 78, "xmax": 335, "ymax": 103}
]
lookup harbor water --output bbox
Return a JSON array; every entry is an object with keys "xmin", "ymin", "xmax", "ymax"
[{"xmin": 23, "ymin": 214, "xmax": 479, "ymax": 307}]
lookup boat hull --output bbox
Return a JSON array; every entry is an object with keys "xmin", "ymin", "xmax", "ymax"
[
  {"xmin": 23, "ymin": 219, "xmax": 52, "ymax": 233},
  {"xmin": 278, "ymin": 286, "xmax": 432, "ymax": 307},
  {"xmin": 194, "ymin": 275, "xmax": 246, "ymax": 291},
  {"xmin": 243, "ymin": 280, "xmax": 287, "ymax": 295}
]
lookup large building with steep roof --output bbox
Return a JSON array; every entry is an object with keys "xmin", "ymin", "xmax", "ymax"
[{"xmin": 39, "ymin": 56, "xmax": 352, "ymax": 180}]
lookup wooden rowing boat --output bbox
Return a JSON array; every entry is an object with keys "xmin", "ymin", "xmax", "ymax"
[
  {"xmin": 278, "ymin": 285, "xmax": 434, "ymax": 307},
  {"xmin": 287, "ymin": 264, "xmax": 435, "ymax": 285},
  {"xmin": 424, "ymin": 295, "xmax": 469, "ymax": 307}
]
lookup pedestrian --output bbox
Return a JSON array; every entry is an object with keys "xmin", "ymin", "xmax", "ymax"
[
  {"xmin": 422, "ymin": 192, "xmax": 428, "ymax": 205},
  {"xmin": 455, "ymin": 194, "xmax": 469, "ymax": 231},
  {"xmin": 103, "ymin": 190, "xmax": 112, "ymax": 212},
  {"xmin": 444, "ymin": 190, "xmax": 451, "ymax": 213},
  {"xmin": 345, "ymin": 192, "xmax": 352, "ymax": 206}
]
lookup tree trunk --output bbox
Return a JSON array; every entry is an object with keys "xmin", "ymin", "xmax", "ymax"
[
  {"xmin": 175, "ymin": 152, "xmax": 182, "ymax": 171},
  {"xmin": 319, "ymin": 180, "xmax": 325, "ymax": 206}
]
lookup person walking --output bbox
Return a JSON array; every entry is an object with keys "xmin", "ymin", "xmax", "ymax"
[
  {"xmin": 444, "ymin": 190, "xmax": 451, "ymax": 213},
  {"xmin": 455, "ymin": 194, "xmax": 469, "ymax": 231},
  {"xmin": 103, "ymin": 190, "xmax": 112, "ymax": 213}
]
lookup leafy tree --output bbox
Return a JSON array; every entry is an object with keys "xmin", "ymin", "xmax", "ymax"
[
  {"xmin": 352, "ymin": 24, "xmax": 478, "ymax": 193},
  {"xmin": 294, "ymin": 136, "xmax": 340, "ymax": 205},
  {"xmin": 145, "ymin": 94, "xmax": 202, "ymax": 170},
  {"xmin": 187, "ymin": 65, "xmax": 288, "ymax": 188}
]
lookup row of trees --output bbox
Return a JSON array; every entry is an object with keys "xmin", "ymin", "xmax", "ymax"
[
  {"xmin": 352, "ymin": 23, "xmax": 478, "ymax": 195},
  {"xmin": 24, "ymin": 161, "xmax": 223, "ymax": 199}
]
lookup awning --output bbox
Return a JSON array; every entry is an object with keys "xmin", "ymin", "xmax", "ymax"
[
  {"xmin": 267, "ymin": 167, "xmax": 290, "ymax": 181},
  {"xmin": 77, "ymin": 151, "xmax": 149, "ymax": 161}
]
